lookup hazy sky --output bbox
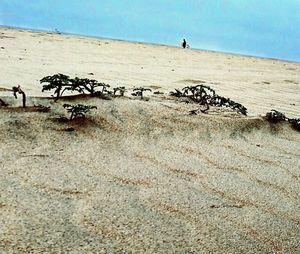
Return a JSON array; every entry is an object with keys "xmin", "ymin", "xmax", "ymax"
[{"xmin": 1, "ymin": 0, "xmax": 299, "ymax": 61}]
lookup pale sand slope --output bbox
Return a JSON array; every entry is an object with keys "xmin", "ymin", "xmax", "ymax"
[
  {"xmin": 0, "ymin": 27, "xmax": 299, "ymax": 253},
  {"xmin": 0, "ymin": 27, "xmax": 299, "ymax": 117}
]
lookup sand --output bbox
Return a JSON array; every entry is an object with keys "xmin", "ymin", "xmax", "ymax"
[{"xmin": 0, "ymin": 27, "xmax": 299, "ymax": 253}]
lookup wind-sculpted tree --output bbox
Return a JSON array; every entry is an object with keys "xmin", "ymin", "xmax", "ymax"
[
  {"xmin": 182, "ymin": 85, "xmax": 215, "ymax": 102},
  {"xmin": 40, "ymin": 73, "xmax": 71, "ymax": 101},
  {"xmin": 113, "ymin": 86, "xmax": 126, "ymax": 96},
  {"xmin": 288, "ymin": 118, "xmax": 300, "ymax": 131},
  {"xmin": 40, "ymin": 74, "xmax": 112, "ymax": 99},
  {"xmin": 265, "ymin": 110, "xmax": 286, "ymax": 123},
  {"xmin": 171, "ymin": 84, "xmax": 247, "ymax": 115},
  {"xmin": 132, "ymin": 87, "xmax": 152, "ymax": 99},
  {"xmin": 99, "ymin": 83, "xmax": 111, "ymax": 94},
  {"xmin": 265, "ymin": 110, "xmax": 300, "ymax": 131},
  {"xmin": 62, "ymin": 77, "xmax": 100, "ymax": 95},
  {"xmin": 12, "ymin": 85, "xmax": 26, "ymax": 108},
  {"xmin": 63, "ymin": 104, "xmax": 97, "ymax": 120},
  {"xmin": 85, "ymin": 79, "xmax": 102, "ymax": 95},
  {"xmin": 195, "ymin": 85, "xmax": 215, "ymax": 102},
  {"xmin": 60, "ymin": 77, "xmax": 86, "ymax": 96},
  {"xmin": 65, "ymin": 78, "xmax": 111, "ymax": 95},
  {"xmin": 182, "ymin": 86, "xmax": 198, "ymax": 97},
  {"xmin": 211, "ymin": 95, "xmax": 229, "ymax": 107},
  {"xmin": 230, "ymin": 102, "xmax": 247, "ymax": 116}
]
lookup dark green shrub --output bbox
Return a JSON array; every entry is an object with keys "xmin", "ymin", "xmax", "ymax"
[
  {"xmin": 265, "ymin": 110, "xmax": 299, "ymax": 131},
  {"xmin": 265, "ymin": 110, "xmax": 286, "ymax": 123},
  {"xmin": 288, "ymin": 118, "xmax": 300, "ymax": 131},
  {"xmin": 113, "ymin": 86, "xmax": 126, "ymax": 96},
  {"xmin": 40, "ymin": 74, "xmax": 111, "ymax": 100},
  {"xmin": 40, "ymin": 73, "xmax": 71, "ymax": 101},
  {"xmin": 171, "ymin": 84, "xmax": 247, "ymax": 115},
  {"xmin": 132, "ymin": 87, "xmax": 152, "ymax": 99},
  {"xmin": 63, "ymin": 104, "xmax": 97, "ymax": 120}
]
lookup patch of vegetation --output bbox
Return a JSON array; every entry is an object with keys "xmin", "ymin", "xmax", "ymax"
[
  {"xmin": 40, "ymin": 74, "xmax": 111, "ymax": 100},
  {"xmin": 99, "ymin": 83, "xmax": 111, "ymax": 94},
  {"xmin": 63, "ymin": 104, "xmax": 97, "ymax": 120},
  {"xmin": 288, "ymin": 118, "xmax": 300, "ymax": 131},
  {"xmin": 171, "ymin": 84, "xmax": 247, "ymax": 115},
  {"xmin": 113, "ymin": 86, "xmax": 126, "ymax": 96},
  {"xmin": 132, "ymin": 87, "xmax": 152, "ymax": 99},
  {"xmin": 40, "ymin": 73, "xmax": 71, "ymax": 101},
  {"xmin": 265, "ymin": 110, "xmax": 286, "ymax": 123},
  {"xmin": 265, "ymin": 110, "xmax": 300, "ymax": 131}
]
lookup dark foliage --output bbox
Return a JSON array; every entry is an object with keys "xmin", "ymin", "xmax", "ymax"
[
  {"xmin": 113, "ymin": 86, "xmax": 126, "ymax": 96},
  {"xmin": 153, "ymin": 91, "xmax": 164, "ymax": 95},
  {"xmin": 288, "ymin": 118, "xmax": 300, "ymax": 131},
  {"xmin": 40, "ymin": 73, "xmax": 71, "ymax": 100},
  {"xmin": 169, "ymin": 89, "xmax": 183, "ymax": 97},
  {"xmin": 171, "ymin": 84, "xmax": 247, "ymax": 115},
  {"xmin": 132, "ymin": 87, "xmax": 152, "ymax": 99},
  {"xmin": 265, "ymin": 110, "xmax": 286, "ymax": 123},
  {"xmin": 265, "ymin": 110, "xmax": 300, "ymax": 131},
  {"xmin": 40, "ymin": 74, "xmax": 111, "ymax": 100},
  {"xmin": 63, "ymin": 104, "xmax": 97, "ymax": 120}
]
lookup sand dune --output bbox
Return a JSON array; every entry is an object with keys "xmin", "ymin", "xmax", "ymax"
[{"xmin": 0, "ymin": 27, "xmax": 299, "ymax": 253}]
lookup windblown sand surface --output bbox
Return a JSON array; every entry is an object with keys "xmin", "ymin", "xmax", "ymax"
[{"xmin": 0, "ymin": 27, "xmax": 299, "ymax": 253}]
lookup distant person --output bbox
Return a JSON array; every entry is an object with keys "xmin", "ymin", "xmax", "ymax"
[{"xmin": 182, "ymin": 39, "xmax": 187, "ymax": 49}]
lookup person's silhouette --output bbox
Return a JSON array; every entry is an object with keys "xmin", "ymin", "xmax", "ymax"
[{"xmin": 182, "ymin": 39, "xmax": 187, "ymax": 49}]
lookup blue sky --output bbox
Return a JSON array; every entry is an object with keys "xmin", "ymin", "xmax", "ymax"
[{"xmin": 1, "ymin": 0, "xmax": 299, "ymax": 61}]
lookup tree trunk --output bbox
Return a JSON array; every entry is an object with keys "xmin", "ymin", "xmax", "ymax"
[
  {"xmin": 21, "ymin": 91, "xmax": 26, "ymax": 108},
  {"xmin": 55, "ymin": 87, "xmax": 61, "ymax": 101},
  {"xmin": 12, "ymin": 86, "xmax": 26, "ymax": 107}
]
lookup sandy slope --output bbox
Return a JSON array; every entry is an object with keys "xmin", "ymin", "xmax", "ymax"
[
  {"xmin": 0, "ymin": 27, "xmax": 299, "ymax": 117},
  {"xmin": 0, "ymin": 27, "xmax": 299, "ymax": 253}
]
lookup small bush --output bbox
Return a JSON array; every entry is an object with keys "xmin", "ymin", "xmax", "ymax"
[
  {"xmin": 63, "ymin": 104, "xmax": 97, "ymax": 120},
  {"xmin": 40, "ymin": 73, "xmax": 71, "ymax": 100},
  {"xmin": 132, "ymin": 87, "xmax": 152, "ymax": 99},
  {"xmin": 265, "ymin": 110, "xmax": 286, "ymax": 123},
  {"xmin": 113, "ymin": 86, "xmax": 126, "ymax": 96},
  {"xmin": 172, "ymin": 84, "xmax": 247, "ymax": 115},
  {"xmin": 265, "ymin": 110, "xmax": 300, "ymax": 131}
]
